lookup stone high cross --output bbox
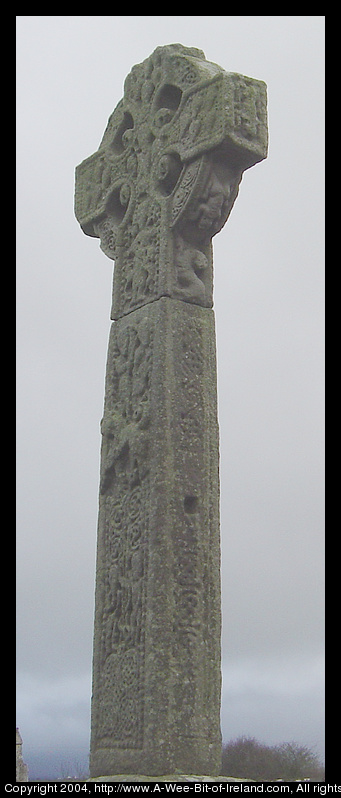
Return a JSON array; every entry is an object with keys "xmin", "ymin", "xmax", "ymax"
[{"xmin": 75, "ymin": 45, "xmax": 267, "ymax": 778}]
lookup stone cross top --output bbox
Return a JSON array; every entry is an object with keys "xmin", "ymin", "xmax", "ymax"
[
  {"xmin": 75, "ymin": 45, "xmax": 267, "ymax": 778},
  {"xmin": 75, "ymin": 44, "xmax": 267, "ymax": 320}
]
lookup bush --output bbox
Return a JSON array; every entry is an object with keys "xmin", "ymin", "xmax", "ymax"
[
  {"xmin": 273, "ymin": 741, "xmax": 325, "ymax": 781},
  {"xmin": 221, "ymin": 736, "xmax": 325, "ymax": 781}
]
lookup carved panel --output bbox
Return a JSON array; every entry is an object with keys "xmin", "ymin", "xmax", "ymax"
[
  {"xmin": 93, "ymin": 312, "xmax": 153, "ymax": 750},
  {"xmin": 165, "ymin": 301, "xmax": 220, "ymax": 743},
  {"xmin": 94, "ymin": 481, "xmax": 148, "ymax": 749}
]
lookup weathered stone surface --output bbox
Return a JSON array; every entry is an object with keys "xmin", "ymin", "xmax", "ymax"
[
  {"xmin": 91, "ymin": 298, "xmax": 221, "ymax": 776},
  {"xmin": 16, "ymin": 728, "xmax": 28, "ymax": 782},
  {"xmin": 75, "ymin": 44, "xmax": 267, "ymax": 321},
  {"xmin": 74, "ymin": 44, "xmax": 267, "ymax": 778}
]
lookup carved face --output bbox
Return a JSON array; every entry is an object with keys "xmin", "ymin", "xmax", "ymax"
[{"xmin": 175, "ymin": 156, "xmax": 243, "ymax": 244}]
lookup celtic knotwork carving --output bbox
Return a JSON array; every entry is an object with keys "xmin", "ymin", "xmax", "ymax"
[
  {"xmin": 76, "ymin": 47, "xmax": 268, "ymax": 775},
  {"xmin": 176, "ymin": 316, "xmax": 205, "ymax": 475},
  {"xmin": 75, "ymin": 45, "xmax": 267, "ymax": 318},
  {"xmin": 96, "ymin": 476, "xmax": 148, "ymax": 748},
  {"xmin": 98, "ymin": 647, "xmax": 144, "ymax": 746}
]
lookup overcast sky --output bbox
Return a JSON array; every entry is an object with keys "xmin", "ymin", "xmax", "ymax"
[{"xmin": 16, "ymin": 16, "xmax": 325, "ymax": 781}]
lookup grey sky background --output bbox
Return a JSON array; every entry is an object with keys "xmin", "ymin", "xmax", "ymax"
[{"xmin": 16, "ymin": 16, "xmax": 325, "ymax": 780}]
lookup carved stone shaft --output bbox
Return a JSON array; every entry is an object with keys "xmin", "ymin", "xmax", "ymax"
[
  {"xmin": 92, "ymin": 298, "xmax": 220, "ymax": 775},
  {"xmin": 75, "ymin": 45, "xmax": 267, "ymax": 777}
]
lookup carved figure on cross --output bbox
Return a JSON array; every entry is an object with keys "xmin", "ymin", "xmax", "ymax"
[{"xmin": 75, "ymin": 44, "xmax": 267, "ymax": 320}]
